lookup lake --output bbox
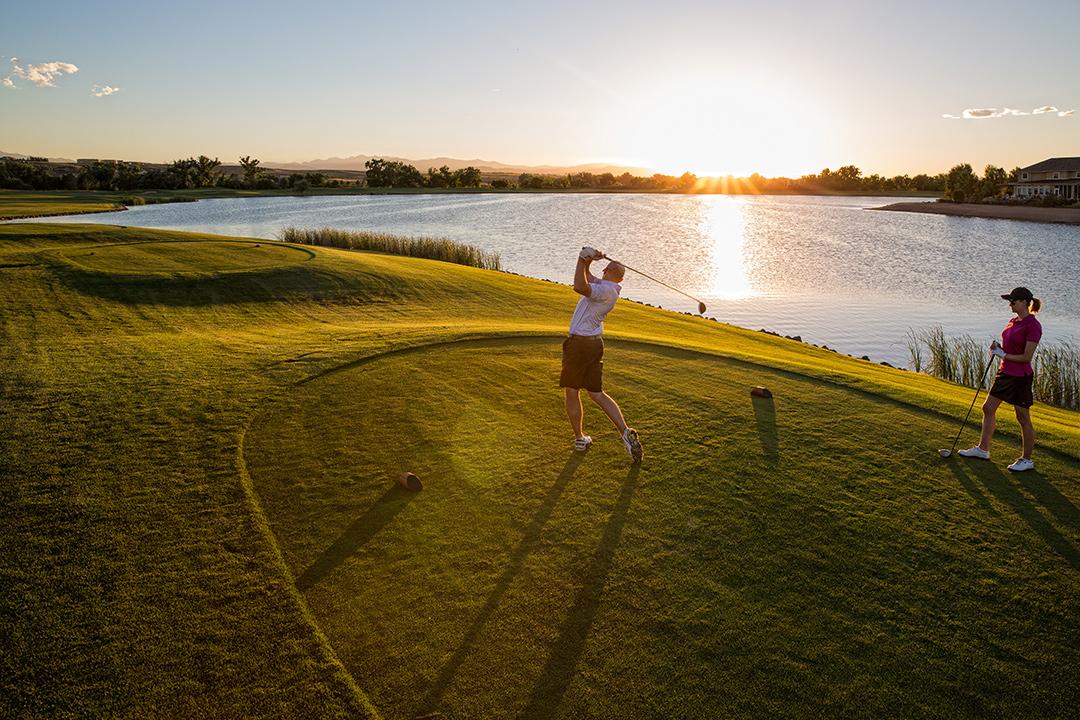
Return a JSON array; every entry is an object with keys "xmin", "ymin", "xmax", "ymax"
[{"xmin": 31, "ymin": 193, "xmax": 1080, "ymax": 366}]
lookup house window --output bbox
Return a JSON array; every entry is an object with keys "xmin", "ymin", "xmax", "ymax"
[
  {"xmin": 1053, "ymin": 173, "xmax": 1060, "ymax": 179},
  {"xmin": 1021, "ymin": 172, "xmax": 1028, "ymax": 179}
]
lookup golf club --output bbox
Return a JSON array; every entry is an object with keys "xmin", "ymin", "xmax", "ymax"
[
  {"xmin": 601, "ymin": 254, "xmax": 707, "ymax": 314},
  {"xmin": 938, "ymin": 353, "xmax": 996, "ymax": 458}
]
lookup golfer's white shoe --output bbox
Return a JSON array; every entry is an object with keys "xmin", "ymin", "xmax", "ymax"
[
  {"xmin": 574, "ymin": 435, "xmax": 593, "ymax": 452},
  {"xmin": 622, "ymin": 427, "xmax": 643, "ymax": 463},
  {"xmin": 957, "ymin": 446, "xmax": 990, "ymax": 460},
  {"xmin": 1007, "ymin": 457, "xmax": 1034, "ymax": 472}
]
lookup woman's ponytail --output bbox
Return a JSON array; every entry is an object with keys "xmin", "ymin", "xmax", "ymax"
[{"xmin": 1030, "ymin": 297, "xmax": 1042, "ymax": 314}]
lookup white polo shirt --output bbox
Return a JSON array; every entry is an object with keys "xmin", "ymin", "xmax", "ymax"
[{"xmin": 568, "ymin": 279, "xmax": 621, "ymax": 336}]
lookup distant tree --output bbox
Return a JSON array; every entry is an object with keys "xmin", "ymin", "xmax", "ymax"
[
  {"xmin": 518, "ymin": 173, "xmax": 544, "ymax": 189},
  {"xmin": 835, "ymin": 165, "xmax": 862, "ymax": 190},
  {"xmin": 293, "ymin": 179, "xmax": 310, "ymax": 195},
  {"xmin": 944, "ymin": 163, "xmax": 979, "ymax": 202},
  {"xmin": 453, "ymin": 166, "xmax": 482, "ymax": 188},
  {"xmin": 193, "ymin": 155, "xmax": 222, "ymax": 187},
  {"xmin": 980, "ymin": 165, "xmax": 1008, "ymax": 200},
  {"xmin": 426, "ymin": 165, "xmax": 454, "ymax": 188},
  {"xmin": 168, "ymin": 158, "xmax": 199, "ymax": 189},
  {"xmin": 365, "ymin": 158, "xmax": 423, "ymax": 188},
  {"xmin": 490, "ymin": 179, "xmax": 512, "ymax": 189},
  {"xmin": 239, "ymin": 155, "xmax": 262, "ymax": 188}
]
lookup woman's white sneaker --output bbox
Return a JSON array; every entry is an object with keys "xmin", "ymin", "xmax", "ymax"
[
  {"xmin": 957, "ymin": 446, "xmax": 990, "ymax": 460},
  {"xmin": 574, "ymin": 435, "xmax": 593, "ymax": 452},
  {"xmin": 1007, "ymin": 457, "xmax": 1034, "ymax": 472}
]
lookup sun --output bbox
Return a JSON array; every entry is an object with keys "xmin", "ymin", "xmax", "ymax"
[{"xmin": 619, "ymin": 76, "xmax": 824, "ymax": 178}]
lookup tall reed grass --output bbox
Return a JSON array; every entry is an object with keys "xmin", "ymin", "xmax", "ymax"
[
  {"xmin": 907, "ymin": 326, "xmax": 1080, "ymax": 409},
  {"xmin": 278, "ymin": 226, "xmax": 501, "ymax": 271}
]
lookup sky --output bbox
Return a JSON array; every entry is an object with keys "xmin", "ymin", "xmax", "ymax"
[{"xmin": 2, "ymin": 0, "xmax": 1078, "ymax": 177}]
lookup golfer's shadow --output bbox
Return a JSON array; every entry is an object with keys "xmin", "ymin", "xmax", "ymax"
[
  {"xmin": 418, "ymin": 452, "xmax": 586, "ymax": 715},
  {"xmin": 946, "ymin": 460, "xmax": 1080, "ymax": 570},
  {"xmin": 752, "ymin": 395, "xmax": 780, "ymax": 464},
  {"xmin": 519, "ymin": 463, "xmax": 641, "ymax": 720},
  {"xmin": 295, "ymin": 484, "xmax": 415, "ymax": 591}
]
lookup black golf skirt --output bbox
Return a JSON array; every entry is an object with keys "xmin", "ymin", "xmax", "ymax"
[
  {"xmin": 989, "ymin": 372, "xmax": 1034, "ymax": 408},
  {"xmin": 560, "ymin": 335, "xmax": 604, "ymax": 392}
]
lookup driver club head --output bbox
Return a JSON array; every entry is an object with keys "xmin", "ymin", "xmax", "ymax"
[
  {"xmin": 938, "ymin": 448, "xmax": 953, "ymax": 458},
  {"xmin": 698, "ymin": 301, "xmax": 707, "ymax": 314}
]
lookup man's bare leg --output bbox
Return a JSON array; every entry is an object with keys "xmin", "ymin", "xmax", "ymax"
[
  {"xmin": 587, "ymin": 390, "xmax": 627, "ymax": 433},
  {"xmin": 564, "ymin": 388, "xmax": 585, "ymax": 438}
]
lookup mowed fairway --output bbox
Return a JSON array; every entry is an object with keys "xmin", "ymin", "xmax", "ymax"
[
  {"xmin": 2, "ymin": 223, "xmax": 1078, "ymax": 719},
  {"xmin": 247, "ymin": 341, "xmax": 1079, "ymax": 719}
]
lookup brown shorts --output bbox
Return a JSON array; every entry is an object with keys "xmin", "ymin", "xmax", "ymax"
[
  {"xmin": 560, "ymin": 335, "xmax": 604, "ymax": 392},
  {"xmin": 989, "ymin": 372, "xmax": 1034, "ymax": 408}
]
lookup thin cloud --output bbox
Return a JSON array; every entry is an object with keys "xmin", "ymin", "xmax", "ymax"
[
  {"xmin": 1, "ymin": 77, "xmax": 14, "ymax": 89},
  {"xmin": 943, "ymin": 105, "xmax": 1074, "ymax": 119},
  {"xmin": 91, "ymin": 84, "xmax": 120, "ymax": 97},
  {"xmin": 6, "ymin": 57, "xmax": 79, "ymax": 87}
]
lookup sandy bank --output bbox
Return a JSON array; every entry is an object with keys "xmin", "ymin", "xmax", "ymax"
[{"xmin": 874, "ymin": 201, "xmax": 1080, "ymax": 225}]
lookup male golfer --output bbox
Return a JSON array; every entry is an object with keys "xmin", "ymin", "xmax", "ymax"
[{"xmin": 560, "ymin": 246, "xmax": 643, "ymax": 462}]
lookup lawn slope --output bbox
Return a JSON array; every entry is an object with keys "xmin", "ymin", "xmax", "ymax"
[{"xmin": 2, "ymin": 223, "xmax": 1077, "ymax": 719}]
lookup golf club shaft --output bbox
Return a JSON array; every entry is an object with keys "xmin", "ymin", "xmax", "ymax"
[
  {"xmin": 602, "ymin": 255, "xmax": 706, "ymax": 308},
  {"xmin": 948, "ymin": 354, "xmax": 996, "ymax": 454}
]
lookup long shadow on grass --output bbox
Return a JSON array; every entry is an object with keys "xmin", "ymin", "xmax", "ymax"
[
  {"xmin": 50, "ymin": 261, "xmax": 401, "ymax": 307},
  {"xmin": 752, "ymin": 395, "xmax": 779, "ymax": 465},
  {"xmin": 946, "ymin": 460, "xmax": 1079, "ymax": 570},
  {"xmin": 1015, "ymin": 471, "xmax": 1080, "ymax": 535},
  {"xmin": 419, "ymin": 452, "xmax": 585, "ymax": 715},
  {"xmin": 520, "ymin": 464, "xmax": 641, "ymax": 720},
  {"xmin": 295, "ymin": 484, "xmax": 415, "ymax": 591}
]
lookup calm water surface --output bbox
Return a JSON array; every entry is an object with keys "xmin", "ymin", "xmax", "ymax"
[{"xmin": 34, "ymin": 194, "xmax": 1080, "ymax": 366}]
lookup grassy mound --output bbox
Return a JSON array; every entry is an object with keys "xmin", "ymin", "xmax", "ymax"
[
  {"xmin": 2, "ymin": 222, "xmax": 1077, "ymax": 718},
  {"xmin": 56, "ymin": 240, "xmax": 312, "ymax": 274}
]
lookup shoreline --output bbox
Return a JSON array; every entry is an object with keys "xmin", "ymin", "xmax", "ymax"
[
  {"xmin": 874, "ymin": 201, "xmax": 1080, "ymax": 226},
  {"xmin": 0, "ymin": 206, "xmax": 128, "ymax": 222}
]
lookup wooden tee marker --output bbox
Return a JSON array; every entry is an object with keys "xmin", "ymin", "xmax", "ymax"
[{"xmin": 397, "ymin": 471, "xmax": 423, "ymax": 492}]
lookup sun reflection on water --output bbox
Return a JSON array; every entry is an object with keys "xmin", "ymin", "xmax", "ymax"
[{"xmin": 701, "ymin": 197, "xmax": 753, "ymax": 300}]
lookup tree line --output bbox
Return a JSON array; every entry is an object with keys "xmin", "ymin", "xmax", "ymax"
[
  {"xmin": 0, "ymin": 155, "xmax": 1045, "ymax": 201},
  {"xmin": 0, "ymin": 155, "xmax": 343, "ymax": 192}
]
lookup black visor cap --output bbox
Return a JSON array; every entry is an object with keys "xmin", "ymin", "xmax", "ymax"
[{"xmin": 1001, "ymin": 286, "xmax": 1034, "ymax": 302}]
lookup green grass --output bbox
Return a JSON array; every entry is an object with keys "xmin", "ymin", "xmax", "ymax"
[{"xmin": 1, "ymin": 222, "xmax": 1077, "ymax": 719}]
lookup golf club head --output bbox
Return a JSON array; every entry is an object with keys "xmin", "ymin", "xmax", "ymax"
[
  {"xmin": 938, "ymin": 448, "xmax": 952, "ymax": 458},
  {"xmin": 698, "ymin": 301, "xmax": 707, "ymax": 314}
]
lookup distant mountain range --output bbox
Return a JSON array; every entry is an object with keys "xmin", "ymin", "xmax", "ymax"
[
  {"xmin": 1, "ymin": 151, "xmax": 76, "ymax": 163},
  {"xmin": 263, "ymin": 154, "xmax": 652, "ymax": 176}
]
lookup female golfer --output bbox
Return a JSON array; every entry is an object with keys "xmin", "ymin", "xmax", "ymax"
[{"xmin": 959, "ymin": 287, "xmax": 1042, "ymax": 471}]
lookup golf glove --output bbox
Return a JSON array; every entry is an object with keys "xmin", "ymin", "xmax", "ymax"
[
  {"xmin": 990, "ymin": 343, "xmax": 1006, "ymax": 359},
  {"xmin": 579, "ymin": 246, "xmax": 603, "ymax": 261}
]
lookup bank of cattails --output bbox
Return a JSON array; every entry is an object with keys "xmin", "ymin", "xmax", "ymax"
[
  {"xmin": 908, "ymin": 326, "xmax": 1079, "ymax": 409},
  {"xmin": 278, "ymin": 226, "xmax": 501, "ymax": 271}
]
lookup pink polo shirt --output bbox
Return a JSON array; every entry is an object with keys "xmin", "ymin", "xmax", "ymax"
[{"xmin": 999, "ymin": 314, "xmax": 1042, "ymax": 377}]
